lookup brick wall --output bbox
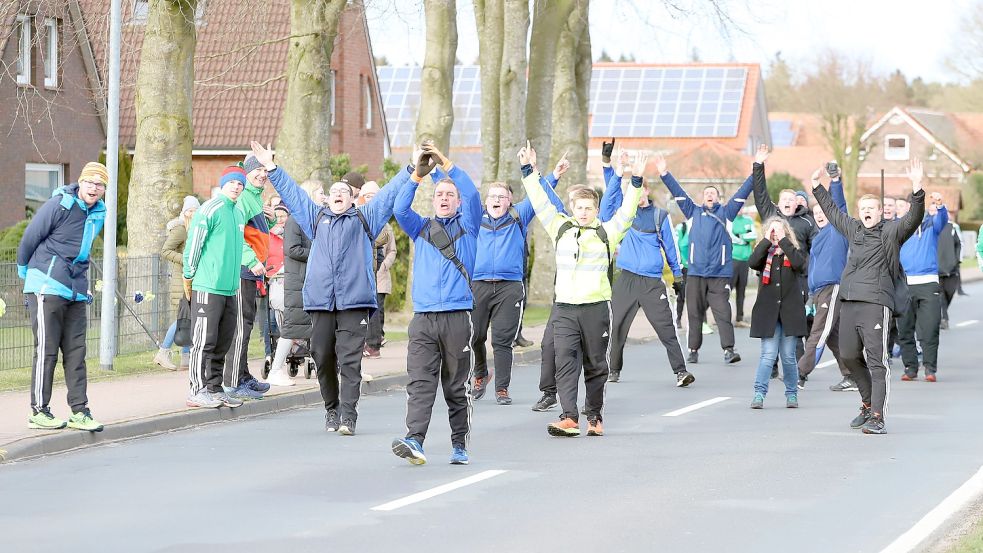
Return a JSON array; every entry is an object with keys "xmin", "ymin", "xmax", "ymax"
[{"xmin": 0, "ymin": 13, "xmax": 105, "ymax": 229}]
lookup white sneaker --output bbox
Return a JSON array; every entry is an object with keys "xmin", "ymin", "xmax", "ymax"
[
  {"xmin": 265, "ymin": 371, "xmax": 295, "ymax": 387},
  {"xmin": 362, "ymin": 371, "xmax": 374, "ymax": 383},
  {"xmin": 153, "ymin": 349, "xmax": 177, "ymax": 370}
]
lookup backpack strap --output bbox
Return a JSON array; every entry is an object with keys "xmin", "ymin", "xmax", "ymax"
[
  {"xmin": 554, "ymin": 221, "xmax": 613, "ymax": 286},
  {"xmin": 311, "ymin": 208, "xmax": 373, "ymax": 243},
  {"xmin": 423, "ymin": 218, "xmax": 471, "ymax": 292}
]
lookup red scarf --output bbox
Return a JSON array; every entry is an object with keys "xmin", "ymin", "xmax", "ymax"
[{"xmin": 762, "ymin": 244, "xmax": 790, "ymax": 284}]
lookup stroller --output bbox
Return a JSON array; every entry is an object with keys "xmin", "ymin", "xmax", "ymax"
[{"xmin": 262, "ymin": 273, "xmax": 316, "ymax": 380}]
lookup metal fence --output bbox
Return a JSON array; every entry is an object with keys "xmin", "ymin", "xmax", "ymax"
[{"xmin": 0, "ymin": 250, "xmax": 174, "ymax": 371}]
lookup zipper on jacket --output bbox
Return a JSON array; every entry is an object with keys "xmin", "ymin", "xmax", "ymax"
[{"xmin": 721, "ymin": 244, "xmax": 725, "ymax": 265}]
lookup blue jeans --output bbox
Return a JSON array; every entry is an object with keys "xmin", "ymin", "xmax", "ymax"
[
  {"xmin": 754, "ymin": 322, "xmax": 799, "ymax": 396},
  {"xmin": 161, "ymin": 320, "xmax": 191, "ymax": 353}
]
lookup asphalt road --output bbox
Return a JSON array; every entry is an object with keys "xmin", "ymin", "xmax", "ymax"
[{"xmin": 2, "ymin": 282, "xmax": 983, "ymax": 553}]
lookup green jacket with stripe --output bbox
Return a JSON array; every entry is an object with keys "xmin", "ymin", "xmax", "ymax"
[{"xmin": 183, "ymin": 194, "xmax": 245, "ymax": 296}]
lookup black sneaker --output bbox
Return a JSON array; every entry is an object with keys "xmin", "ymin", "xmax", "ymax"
[
  {"xmin": 338, "ymin": 418, "xmax": 356, "ymax": 436},
  {"xmin": 850, "ymin": 405, "xmax": 872, "ymax": 429},
  {"xmin": 724, "ymin": 348, "xmax": 741, "ymax": 364},
  {"xmin": 829, "ymin": 377, "xmax": 858, "ymax": 392},
  {"xmin": 676, "ymin": 370, "xmax": 695, "ymax": 387},
  {"xmin": 513, "ymin": 336, "xmax": 533, "ymax": 347},
  {"xmin": 607, "ymin": 370, "xmax": 621, "ymax": 383},
  {"xmin": 797, "ymin": 375, "xmax": 807, "ymax": 390},
  {"xmin": 687, "ymin": 350, "xmax": 699, "ymax": 364},
  {"xmin": 862, "ymin": 414, "xmax": 886, "ymax": 435},
  {"xmin": 325, "ymin": 409, "xmax": 340, "ymax": 432},
  {"xmin": 531, "ymin": 393, "xmax": 557, "ymax": 412}
]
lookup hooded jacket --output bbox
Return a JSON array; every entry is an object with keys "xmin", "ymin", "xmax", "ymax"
[
  {"xmin": 395, "ymin": 164, "xmax": 483, "ymax": 313},
  {"xmin": 280, "ymin": 216, "xmax": 312, "ymax": 340},
  {"xmin": 661, "ymin": 171, "xmax": 753, "ymax": 278},
  {"xmin": 814, "ymin": 185, "xmax": 925, "ymax": 312},
  {"xmin": 808, "ymin": 179, "xmax": 849, "ymax": 293},
  {"xmin": 236, "ymin": 182, "xmax": 272, "ymax": 282},
  {"xmin": 937, "ymin": 222, "xmax": 962, "ymax": 277},
  {"xmin": 17, "ymin": 184, "xmax": 106, "ymax": 302},
  {"xmin": 269, "ymin": 166, "xmax": 407, "ymax": 312},
  {"xmin": 899, "ymin": 206, "xmax": 948, "ymax": 279}
]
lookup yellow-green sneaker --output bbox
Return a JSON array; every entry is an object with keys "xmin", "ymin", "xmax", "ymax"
[
  {"xmin": 67, "ymin": 409, "xmax": 104, "ymax": 432},
  {"xmin": 28, "ymin": 408, "xmax": 67, "ymax": 430}
]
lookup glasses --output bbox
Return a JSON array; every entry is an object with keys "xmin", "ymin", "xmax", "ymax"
[
  {"xmin": 80, "ymin": 180, "xmax": 107, "ymax": 189},
  {"xmin": 328, "ymin": 187, "xmax": 352, "ymax": 196},
  {"xmin": 486, "ymin": 194, "xmax": 508, "ymax": 201}
]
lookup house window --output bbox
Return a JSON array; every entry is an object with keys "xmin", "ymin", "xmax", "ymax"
[
  {"xmin": 16, "ymin": 15, "xmax": 31, "ymax": 85},
  {"xmin": 363, "ymin": 77, "xmax": 373, "ymax": 130},
  {"xmin": 25, "ymin": 163, "xmax": 64, "ymax": 202},
  {"xmin": 132, "ymin": 0, "xmax": 149, "ymax": 23},
  {"xmin": 884, "ymin": 134, "xmax": 909, "ymax": 161},
  {"xmin": 44, "ymin": 18, "xmax": 59, "ymax": 88},
  {"xmin": 330, "ymin": 70, "xmax": 337, "ymax": 126}
]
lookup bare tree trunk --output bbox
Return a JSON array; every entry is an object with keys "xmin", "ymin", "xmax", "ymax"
[
  {"xmin": 528, "ymin": 0, "xmax": 589, "ymax": 303},
  {"xmin": 495, "ymin": 0, "xmax": 529, "ymax": 188},
  {"xmin": 275, "ymin": 0, "xmax": 346, "ymax": 182},
  {"xmin": 416, "ymin": 0, "xmax": 457, "ymax": 152},
  {"xmin": 474, "ymin": 0, "xmax": 503, "ymax": 184},
  {"xmin": 525, "ymin": 0, "xmax": 572, "ymax": 171},
  {"xmin": 127, "ymin": 0, "xmax": 197, "ymax": 256}
]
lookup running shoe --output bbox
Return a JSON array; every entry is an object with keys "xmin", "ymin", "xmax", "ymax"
[
  {"xmin": 829, "ymin": 377, "xmax": 858, "ymax": 392},
  {"xmin": 531, "ymin": 393, "xmax": 557, "ymax": 412},
  {"xmin": 925, "ymin": 373, "xmax": 937, "ymax": 383},
  {"xmin": 153, "ymin": 349, "xmax": 177, "ymax": 370},
  {"xmin": 676, "ymin": 370, "xmax": 695, "ymax": 387},
  {"xmin": 325, "ymin": 409, "xmax": 340, "ymax": 432},
  {"xmin": 547, "ymin": 417, "xmax": 580, "ymax": 437},
  {"xmin": 392, "ymin": 437, "xmax": 427, "ymax": 465},
  {"xmin": 186, "ymin": 391, "xmax": 222, "ymax": 409},
  {"xmin": 797, "ymin": 376, "xmax": 807, "ymax": 390},
  {"xmin": 862, "ymin": 414, "xmax": 886, "ymax": 435},
  {"xmin": 850, "ymin": 405, "xmax": 872, "ymax": 429},
  {"xmin": 225, "ymin": 384, "xmax": 263, "ymax": 401},
  {"xmin": 701, "ymin": 322, "xmax": 714, "ymax": 335},
  {"xmin": 750, "ymin": 393, "xmax": 764, "ymax": 409},
  {"xmin": 586, "ymin": 416, "xmax": 604, "ymax": 436},
  {"xmin": 607, "ymin": 370, "xmax": 621, "ymax": 383},
  {"xmin": 786, "ymin": 394, "xmax": 799, "ymax": 409},
  {"xmin": 495, "ymin": 390, "xmax": 512, "ymax": 405},
  {"xmin": 901, "ymin": 371, "xmax": 917, "ymax": 382},
  {"xmin": 472, "ymin": 375, "xmax": 487, "ymax": 400},
  {"xmin": 212, "ymin": 391, "xmax": 243, "ymax": 408},
  {"xmin": 243, "ymin": 376, "xmax": 271, "ymax": 393},
  {"xmin": 450, "ymin": 445, "xmax": 469, "ymax": 465},
  {"xmin": 338, "ymin": 418, "xmax": 356, "ymax": 436},
  {"xmin": 28, "ymin": 407, "xmax": 66, "ymax": 430},
  {"xmin": 513, "ymin": 336, "xmax": 533, "ymax": 347},
  {"xmin": 687, "ymin": 350, "xmax": 699, "ymax": 364},
  {"xmin": 724, "ymin": 348, "xmax": 741, "ymax": 364},
  {"xmin": 67, "ymin": 409, "xmax": 104, "ymax": 432}
]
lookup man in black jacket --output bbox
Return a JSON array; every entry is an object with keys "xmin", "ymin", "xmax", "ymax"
[
  {"xmin": 937, "ymin": 220, "xmax": 962, "ymax": 329},
  {"xmin": 812, "ymin": 159, "xmax": 926, "ymax": 435}
]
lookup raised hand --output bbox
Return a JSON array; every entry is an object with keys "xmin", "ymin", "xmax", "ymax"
[
  {"xmin": 415, "ymin": 152, "xmax": 437, "ymax": 180},
  {"xmin": 754, "ymin": 144, "xmax": 770, "ymax": 164},
  {"xmin": 517, "ymin": 144, "xmax": 529, "ymax": 166},
  {"xmin": 553, "ymin": 149, "xmax": 571, "ymax": 178},
  {"xmin": 527, "ymin": 140, "xmax": 537, "ymax": 168},
  {"xmin": 654, "ymin": 153, "xmax": 668, "ymax": 176},
  {"xmin": 422, "ymin": 140, "xmax": 450, "ymax": 168},
  {"xmin": 601, "ymin": 138, "xmax": 616, "ymax": 163},
  {"xmin": 618, "ymin": 148, "xmax": 632, "ymax": 176},
  {"xmin": 250, "ymin": 141, "xmax": 275, "ymax": 169},
  {"xmin": 930, "ymin": 191, "xmax": 944, "ymax": 205},
  {"xmin": 906, "ymin": 158, "xmax": 924, "ymax": 192},
  {"xmin": 632, "ymin": 153, "xmax": 649, "ymax": 177},
  {"xmin": 810, "ymin": 166, "xmax": 824, "ymax": 190}
]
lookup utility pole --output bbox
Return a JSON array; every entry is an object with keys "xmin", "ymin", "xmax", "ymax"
[{"xmin": 99, "ymin": 0, "xmax": 123, "ymax": 371}]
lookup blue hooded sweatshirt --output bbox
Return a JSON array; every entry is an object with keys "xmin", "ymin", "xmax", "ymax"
[
  {"xmin": 395, "ymin": 165, "xmax": 483, "ymax": 312},
  {"xmin": 660, "ymin": 172, "xmax": 753, "ymax": 278},
  {"xmin": 17, "ymin": 184, "xmax": 106, "ymax": 302},
  {"xmin": 808, "ymin": 178, "xmax": 849, "ymax": 293},
  {"xmin": 268, "ymin": 166, "xmax": 408, "ymax": 312},
  {"xmin": 900, "ymin": 205, "xmax": 948, "ymax": 277}
]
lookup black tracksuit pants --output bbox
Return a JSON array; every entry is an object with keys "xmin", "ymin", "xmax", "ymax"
[
  {"xmin": 685, "ymin": 275, "xmax": 735, "ymax": 351},
  {"xmin": 311, "ymin": 309, "xmax": 369, "ymax": 422},
  {"xmin": 610, "ymin": 271, "xmax": 685, "ymax": 375},
  {"xmin": 224, "ymin": 278, "xmax": 259, "ymax": 388},
  {"xmin": 471, "ymin": 280, "xmax": 524, "ymax": 391},
  {"xmin": 899, "ymin": 281, "xmax": 942, "ymax": 374},
  {"xmin": 940, "ymin": 275, "xmax": 958, "ymax": 322},
  {"xmin": 404, "ymin": 311, "xmax": 474, "ymax": 447},
  {"xmin": 190, "ymin": 290, "xmax": 240, "ymax": 394},
  {"xmin": 366, "ymin": 293, "xmax": 387, "ymax": 349},
  {"xmin": 28, "ymin": 294, "xmax": 89, "ymax": 414},
  {"xmin": 675, "ymin": 267, "xmax": 687, "ymax": 323},
  {"xmin": 553, "ymin": 301, "xmax": 611, "ymax": 422},
  {"xmin": 797, "ymin": 284, "xmax": 848, "ymax": 378},
  {"xmin": 731, "ymin": 260, "xmax": 750, "ymax": 322},
  {"xmin": 838, "ymin": 300, "xmax": 892, "ymax": 416}
]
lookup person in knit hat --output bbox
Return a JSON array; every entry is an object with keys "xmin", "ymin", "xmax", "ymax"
[
  {"xmin": 17, "ymin": 161, "xmax": 109, "ymax": 431},
  {"xmin": 182, "ymin": 167, "xmax": 248, "ymax": 409},
  {"xmin": 155, "ymin": 196, "xmax": 201, "ymax": 371}
]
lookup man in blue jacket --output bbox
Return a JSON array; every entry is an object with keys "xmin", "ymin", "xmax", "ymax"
[
  {"xmin": 391, "ymin": 142, "xmax": 481, "ymax": 466},
  {"xmin": 250, "ymin": 142, "xmax": 414, "ymax": 435},
  {"xmin": 607, "ymin": 154, "xmax": 690, "ymax": 387},
  {"xmin": 897, "ymin": 191, "xmax": 948, "ymax": 381},
  {"xmin": 797, "ymin": 166, "xmax": 853, "ymax": 392},
  {"xmin": 660, "ymin": 154, "xmax": 754, "ymax": 364},
  {"xmin": 18, "ymin": 162, "xmax": 108, "ymax": 432}
]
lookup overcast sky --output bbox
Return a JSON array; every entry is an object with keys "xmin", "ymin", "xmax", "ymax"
[{"xmin": 365, "ymin": 0, "xmax": 969, "ymax": 84}]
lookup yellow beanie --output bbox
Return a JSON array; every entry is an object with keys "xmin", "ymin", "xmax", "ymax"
[{"xmin": 79, "ymin": 162, "xmax": 109, "ymax": 185}]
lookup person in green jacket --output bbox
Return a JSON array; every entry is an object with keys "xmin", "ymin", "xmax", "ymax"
[
  {"xmin": 977, "ymin": 226, "xmax": 983, "ymax": 269},
  {"xmin": 730, "ymin": 207, "xmax": 758, "ymax": 327},
  {"xmin": 182, "ymin": 167, "xmax": 248, "ymax": 409},
  {"xmin": 675, "ymin": 221, "xmax": 690, "ymax": 326}
]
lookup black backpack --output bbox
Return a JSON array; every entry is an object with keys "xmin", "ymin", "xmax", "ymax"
[{"xmin": 422, "ymin": 218, "xmax": 471, "ymax": 292}]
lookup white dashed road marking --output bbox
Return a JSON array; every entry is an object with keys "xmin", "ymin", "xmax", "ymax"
[
  {"xmin": 371, "ymin": 470, "xmax": 508, "ymax": 511},
  {"xmin": 955, "ymin": 320, "xmax": 978, "ymax": 327},
  {"xmin": 662, "ymin": 397, "xmax": 731, "ymax": 417}
]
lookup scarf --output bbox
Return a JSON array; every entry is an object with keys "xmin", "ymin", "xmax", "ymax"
[{"xmin": 761, "ymin": 244, "xmax": 790, "ymax": 285}]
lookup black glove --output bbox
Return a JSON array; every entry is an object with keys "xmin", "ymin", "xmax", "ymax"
[
  {"xmin": 415, "ymin": 153, "xmax": 437, "ymax": 179},
  {"xmin": 672, "ymin": 279, "xmax": 684, "ymax": 296},
  {"xmin": 601, "ymin": 138, "xmax": 615, "ymax": 163}
]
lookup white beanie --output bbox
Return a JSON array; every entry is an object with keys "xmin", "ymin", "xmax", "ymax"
[{"xmin": 182, "ymin": 195, "xmax": 201, "ymax": 214}]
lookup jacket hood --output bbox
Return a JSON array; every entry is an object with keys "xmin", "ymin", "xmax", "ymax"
[{"xmin": 53, "ymin": 184, "xmax": 106, "ymax": 213}]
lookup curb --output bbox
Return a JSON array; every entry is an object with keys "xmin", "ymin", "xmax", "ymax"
[{"xmin": 0, "ymin": 372, "xmax": 409, "ymax": 465}]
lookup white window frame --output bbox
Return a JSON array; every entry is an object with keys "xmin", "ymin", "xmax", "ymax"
[
  {"xmin": 44, "ymin": 18, "xmax": 58, "ymax": 88},
  {"xmin": 884, "ymin": 134, "xmax": 910, "ymax": 161},
  {"xmin": 363, "ymin": 77, "xmax": 373, "ymax": 130},
  {"xmin": 16, "ymin": 15, "xmax": 31, "ymax": 85},
  {"xmin": 25, "ymin": 163, "xmax": 65, "ymax": 202},
  {"xmin": 329, "ymin": 69, "xmax": 337, "ymax": 126}
]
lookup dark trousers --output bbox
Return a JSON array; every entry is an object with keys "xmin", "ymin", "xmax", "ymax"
[
  {"xmin": 731, "ymin": 260, "xmax": 750, "ymax": 321},
  {"xmin": 471, "ymin": 280, "xmax": 524, "ymax": 391},
  {"xmin": 311, "ymin": 309, "xmax": 368, "ymax": 421},
  {"xmin": 366, "ymin": 293, "xmax": 387, "ymax": 349},
  {"xmin": 189, "ymin": 290, "xmax": 240, "ymax": 394},
  {"xmin": 839, "ymin": 301, "xmax": 891, "ymax": 416},
  {"xmin": 940, "ymin": 275, "xmax": 958, "ymax": 322},
  {"xmin": 224, "ymin": 278, "xmax": 258, "ymax": 388},
  {"xmin": 28, "ymin": 294, "xmax": 88, "ymax": 414},
  {"xmin": 899, "ymin": 281, "xmax": 942, "ymax": 373},
  {"xmin": 538, "ymin": 305, "xmax": 581, "ymax": 395},
  {"xmin": 685, "ymin": 275, "xmax": 735, "ymax": 351},
  {"xmin": 675, "ymin": 267, "xmax": 687, "ymax": 323},
  {"xmin": 797, "ymin": 284, "xmax": 848, "ymax": 378},
  {"xmin": 554, "ymin": 301, "xmax": 611, "ymax": 422},
  {"xmin": 610, "ymin": 271, "xmax": 685, "ymax": 375},
  {"xmin": 515, "ymin": 274, "xmax": 530, "ymax": 339},
  {"xmin": 404, "ymin": 311, "xmax": 473, "ymax": 447}
]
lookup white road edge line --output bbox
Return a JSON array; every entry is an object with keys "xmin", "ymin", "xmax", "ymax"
[
  {"xmin": 879, "ymin": 465, "xmax": 983, "ymax": 553},
  {"xmin": 955, "ymin": 319, "xmax": 979, "ymax": 327},
  {"xmin": 817, "ymin": 359, "xmax": 837, "ymax": 368},
  {"xmin": 662, "ymin": 397, "xmax": 731, "ymax": 417},
  {"xmin": 370, "ymin": 470, "xmax": 508, "ymax": 512}
]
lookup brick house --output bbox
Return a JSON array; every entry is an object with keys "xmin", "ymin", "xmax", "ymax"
[{"xmin": 0, "ymin": 0, "xmax": 106, "ymax": 228}]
